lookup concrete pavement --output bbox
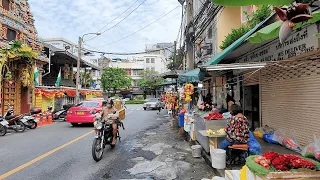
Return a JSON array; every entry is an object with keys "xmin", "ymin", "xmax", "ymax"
[{"xmin": 0, "ymin": 104, "xmax": 214, "ymax": 180}]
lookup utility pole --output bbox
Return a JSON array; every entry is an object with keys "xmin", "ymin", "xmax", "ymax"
[
  {"xmin": 173, "ymin": 41, "xmax": 177, "ymax": 70},
  {"xmin": 186, "ymin": 0, "xmax": 194, "ymax": 71},
  {"xmin": 76, "ymin": 37, "xmax": 82, "ymax": 104}
]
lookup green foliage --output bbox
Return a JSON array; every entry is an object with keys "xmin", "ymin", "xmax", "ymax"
[
  {"xmin": 138, "ymin": 70, "xmax": 164, "ymax": 90},
  {"xmin": 125, "ymin": 100, "xmax": 146, "ymax": 104},
  {"xmin": 245, "ymin": 5, "xmax": 272, "ymax": 29},
  {"xmin": 219, "ymin": 26, "xmax": 250, "ymax": 50},
  {"xmin": 136, "ymin": 95, "xmax": 144, "ymax": 100},
  {"xmin": 166, "ymin": 56, "xmax": 175, "ymax": 70},
  {"xmin": 220, "ymin": 5, "xmax": 272, "ymax": 50},
  {"xmin": 100, "ymin": 68, "xmax": 131, "ymax": 92}
]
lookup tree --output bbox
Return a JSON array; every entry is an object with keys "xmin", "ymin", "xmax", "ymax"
[
  {"xmin": 138, "ymin": 70, "xmax": 164, "ymax": 98},
  {"xmin": 100, "ymin": 68, "xmax": 131, "ymax": 93}
]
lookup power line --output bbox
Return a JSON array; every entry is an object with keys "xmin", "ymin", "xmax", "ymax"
[
  {"xmin": 83, "ymin": 45, "xmax": 174, "ymax": 55},
  {"xmin": 86, "ymin": 0, "xmax": 146, "ymax": 41},
  {"xmin": 94, "ymin": 5, "xmax": 180, "ymax": 48}
]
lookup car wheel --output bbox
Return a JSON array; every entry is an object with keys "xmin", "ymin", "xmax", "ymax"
[
  {"xmin": 143, "ymin": 107, "xmax": 146, "ymax": 110},
  {"xmin": 71, "ymin": 123, "xmax": 78, "ymax": 127}
]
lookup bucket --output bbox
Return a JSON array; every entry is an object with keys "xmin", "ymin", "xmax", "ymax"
[
  {"xmin": 191, "ymin": 145, "xmax": 202, "ymax": 158},
  {"xmin": 178, "ymin": 113, "xmax": 184, "ymax": 127},
  {"xmin": 210, "ymin": 148, "xmax": 226, "ymax": 169}
]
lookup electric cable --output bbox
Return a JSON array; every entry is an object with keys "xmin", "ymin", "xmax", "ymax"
[
  {"xmin": 93, "ymin": 5, "xmax": 180, "ymax": 48},
  {"xmin": 86, "ymin": 0, "xmax": 147, "ymax": 41}
]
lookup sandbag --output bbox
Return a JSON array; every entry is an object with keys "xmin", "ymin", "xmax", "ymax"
[
  {"xmin": 263, "ymin": 134, "xmax": 278, "ymax": 144},
  {"xmin": 248, "ymin": 131, "xmax": 262, "ymax": 155}
]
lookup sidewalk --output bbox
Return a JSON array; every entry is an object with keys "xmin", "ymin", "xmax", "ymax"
[{"xmin": 96, "ymin": 115, "xmax": 216, "ymax": 180}]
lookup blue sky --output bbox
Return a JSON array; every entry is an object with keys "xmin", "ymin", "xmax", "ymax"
[{"xmin": 28, "ymin": 0, "xmax": 181, "ymax": 56}]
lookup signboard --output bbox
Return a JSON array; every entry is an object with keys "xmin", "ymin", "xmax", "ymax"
[{"xmin": 239, "ymin": 24, "xmax": 319, "ymax": 63}]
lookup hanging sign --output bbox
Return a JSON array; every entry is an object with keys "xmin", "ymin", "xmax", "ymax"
[{"xmin": 239, "ymin": 24, "xmax": 318, "ymax": 63}]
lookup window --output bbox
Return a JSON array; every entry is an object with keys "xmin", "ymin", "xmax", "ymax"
[
  {"xmin": 208, "ymin": 26, "xmax": 213, "ymax": 39},
  {"xmin": 151, "ymin": 67, "xmax": 155, "ymax": 71},
  {"xmin": 2, "ymin": 0, "xmax": 10, "ymax": 11},
  {"xmin": 146, "ymin": 58, "xmax": 150, "ymax": 63},
  {"xmin": 51, "ymin": 42, "xmax": 61, "ymax": 46},
  {"xmin": 151, "ymin": 58, "xmax": 155, "ymax": 63},
  {"xmin": 7, "ymin": 28, "xmax": 16, "ymax": 41}
]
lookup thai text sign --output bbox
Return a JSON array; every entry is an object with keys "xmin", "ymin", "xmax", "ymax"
[{"xmin": 239, "ymin": 24, "xmax": 318, "ymax": 63}]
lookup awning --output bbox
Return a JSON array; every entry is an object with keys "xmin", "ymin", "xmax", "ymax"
[
  {"xmin": 202, "ymin": 15, "xmax": 272, "ymax": 66},
  {"xmin": 204, "ymin": 62, "xmax": 266, "ymax": 71},
  {"xmin": 178, "ymin": 68, "xmax": 205, "ymax": 83},
  {"xmin": 248, "ymin": 10, "xmax": 320, "ymax": 44},
  {"xmin": 211, "ymin": 0, "xmax": 292, "ymax": 6},
  {"xmin": 159, "ymin": 70, "xmax": 185, "ymax": 79},
  {"xmin": 160, "ymin": 80, "xmax": 177, "ymax": 86}
]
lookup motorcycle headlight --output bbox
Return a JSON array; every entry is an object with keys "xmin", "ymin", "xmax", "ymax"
[{"xmin": 94, "ymin": 121, "xmax": 103, "ymax": 130}]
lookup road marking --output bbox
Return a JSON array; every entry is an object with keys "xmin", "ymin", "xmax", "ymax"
[
  {"xmin": 126, "ymin": 111, "xmax": 133, "ymax": 115},
  {"xmin": 0, "ymin": 130, "xmax": 94, "ymax": 180}
]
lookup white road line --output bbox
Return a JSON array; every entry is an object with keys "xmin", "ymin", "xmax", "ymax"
[{"xmin": 126, "ymin": 111, "xmax": 134, "ymax": 115}]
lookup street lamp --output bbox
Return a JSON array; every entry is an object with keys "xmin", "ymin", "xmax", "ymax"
[{"xmin": 76, "ymin": 32, "xmax": 101, "ymax": 104}]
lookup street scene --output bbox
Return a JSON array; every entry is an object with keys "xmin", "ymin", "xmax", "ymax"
[{"xmin": 1, "ymin": 0, "xmax": 320, "ymax": 180}]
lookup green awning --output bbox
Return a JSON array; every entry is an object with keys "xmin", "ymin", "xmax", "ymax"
[
  {"xmin": 203, "ymin": 16, "xmax": 271, "ymax": 66},
  {"xmin": 160, "ymin": 80, "xmax": 177, "ymax": 86},
  {"xmin": 178, "ymin": 68, "xmax": 205, "ymax": 83},
  {"xmin": 211, "ymin": 0, "xmax": 292, "ymax": 6},
  {"xmin": 248, "ymin": 11, "xmax": 320, "ymax": 44}
]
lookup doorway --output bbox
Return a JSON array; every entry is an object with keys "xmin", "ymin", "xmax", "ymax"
[{"xmin": 243, "ymin": 85, "xmax": 260, "ymax": 131}]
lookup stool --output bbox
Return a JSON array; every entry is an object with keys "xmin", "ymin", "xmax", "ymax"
[{"xmin": 227, "ymin": 144, "xmax": 249, "ymax": 168}]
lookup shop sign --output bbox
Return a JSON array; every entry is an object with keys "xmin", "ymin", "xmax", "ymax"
[{"xmin": 239, "ymin": 24, "xmax": 318, "ymax": 63}]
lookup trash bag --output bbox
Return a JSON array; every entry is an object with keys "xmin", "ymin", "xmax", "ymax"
[
  {"xmin": 283, "ymin": 130, "xmax": 302, "ymax": 153},
  {"xmin": 254, "ymin": 128, "xmax": 264, "ymax": 138},
  {"xmin": 272, "ymin": 129, "xmax": 286, "ymax": 145},
  {"xmin": 302, "ymin": 142, "xmax": 315, "ymax": 158},
  {"xmin": 314, "ymin": 136, "xmax": 320, "ymax": 160},
  {"xmin": 263, "ymin": 133, "xmax": 278, "ymax": 144},
  {"xmin": 248, "ymin": 131, "xmax": 262, "ymax": 155}
]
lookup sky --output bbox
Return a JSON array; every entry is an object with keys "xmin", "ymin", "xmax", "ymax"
[{"xmin": 28, "ymin": 0, "xmax": 182, "ymax": 58}]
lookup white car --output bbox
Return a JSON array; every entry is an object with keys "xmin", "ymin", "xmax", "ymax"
[{"xmin": 143, "ymin": 98, "xmax": 164, "ymax": 110}]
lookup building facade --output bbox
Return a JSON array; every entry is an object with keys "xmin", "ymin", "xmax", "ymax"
[{"xmin": 0, "ymin": 0, "xmax": 47, "ymax": 115}]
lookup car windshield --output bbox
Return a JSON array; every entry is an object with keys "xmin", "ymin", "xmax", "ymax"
[
  {"xmin": 148, "ymin": 98, "xmax": 158, "ymax": 102},
  {"xmin": 78, "ymin": 101, "xmax": 99, "ymax": 107}
]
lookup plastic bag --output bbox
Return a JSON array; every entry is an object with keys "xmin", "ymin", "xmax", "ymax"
[
  {"xmin": 254, "ymin": 128, "xmax": 264, "ymax": 138},
  {"xmin": 302, "ymin": 142, "xmax": 315, "ymax": 158},
  {"xmin": 263, "ymin": 133, "xmax": 278, "ymax": 144},
  {"xmin": 248, "ymin": 131, "xmax": 262, "ymax": 155},
  {"xmin": 262, "ymin": 125, "xmax": 275, "ymax": 134},
  {"xmin": 283, "ymin": 130, "xmax": 302, "ymax": 153},
  {"xmin": 314, "ymin": 136, "xmax": 320, "ymax": 160},
  {"xmin": 272, "ymin": 129, "xmax": 286, "ymax": 145}
]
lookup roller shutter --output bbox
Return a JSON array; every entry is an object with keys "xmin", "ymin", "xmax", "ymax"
[{"xmin": 261, "ymin": 59, "xmax": 320, "ymax": 146}]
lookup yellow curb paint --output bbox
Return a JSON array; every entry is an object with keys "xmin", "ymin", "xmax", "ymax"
[{"xmin": 0, "ymin": 130, "xmax": 94, "ymax": 180}]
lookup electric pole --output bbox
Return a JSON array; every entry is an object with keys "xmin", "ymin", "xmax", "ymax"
[
  {"xmin": 186, "ymin": 0, "xmax": 194, "ymax": 71},
  {"xmin": 173, "ymin": 41, "xmax": 177, "ymax": 70},
  {"xmin": 76, "ymin": 37, "xmax": 82, "ymax": 104}
]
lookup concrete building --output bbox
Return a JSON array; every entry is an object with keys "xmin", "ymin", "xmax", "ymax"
[{"xmin": 133, "ymin": 42, "xmax": 173, "ymax": 74}]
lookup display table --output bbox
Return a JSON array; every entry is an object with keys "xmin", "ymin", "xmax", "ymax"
[
  {"xmin": 195, "ymin": 113, "xmax": 227, "ymax": 152},
  {"xmin": 198, "ymin": 130, "xmax": 226, "ymax": 149}
]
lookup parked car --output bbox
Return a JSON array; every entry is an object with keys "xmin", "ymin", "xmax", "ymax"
[
  {"xmin": 143, "ymin": 98, "xmax": 164, "ymax": 110},
  {"xmin": 66, "ymin": 100, "xmax": 106, "ymax": 126}
]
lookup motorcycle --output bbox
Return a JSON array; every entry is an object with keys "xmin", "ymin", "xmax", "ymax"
[
  {"xmin": 20, "ymin": 107, "xmax": 42, "ymax": 129},
  {"xmin": 4, "ymin": 104, "xmax": 26, "ymax": 132},
  {"xmin": 92, "ymin": 111, "xmax": 125, "ymax": 162},
  {"xmin": 0, "ymin": 116, "xmax": 9, "ymax": 136},
  {"xmin": 53, "ymin": 104, "xmax": 74, "ymax": 121}
]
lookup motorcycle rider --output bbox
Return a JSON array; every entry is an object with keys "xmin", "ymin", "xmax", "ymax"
[{"xmin": 101, "ymin": 100, "xmax": 118, "ymax": 145}]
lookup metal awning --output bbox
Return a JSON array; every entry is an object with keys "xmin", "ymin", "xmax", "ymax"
[
  {"xmin": 204, "ymin": 62, "xmax": 266, "ymax": 71},
  {"xmin": 44, "ymin": 43, "xmax": 101, "ymax": 70}
]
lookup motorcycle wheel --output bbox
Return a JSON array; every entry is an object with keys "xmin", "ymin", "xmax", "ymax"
[
  {"xmin": 28, "ymin": 120, "xmax": 37, "ymax": 129},
  {"xmin": 92, "ymin": 138, "xmax": 104, "ymax": 162},
  {"xmin": 15, "ymin": 121, "xmax": 26, "ymax": 133},
  {"xmin": 0, "ymin": 125, "xmax": 7, "ymax": 136}
]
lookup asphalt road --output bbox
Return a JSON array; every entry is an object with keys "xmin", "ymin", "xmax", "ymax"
[{"xmin": 0, "ymin": 104, "xmax": 165, "ymax": 180}]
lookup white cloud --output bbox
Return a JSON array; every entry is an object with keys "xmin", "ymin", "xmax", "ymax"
[{"xmin": 29, "ymin": 0, "xmax": 181, "ymax": 57}]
